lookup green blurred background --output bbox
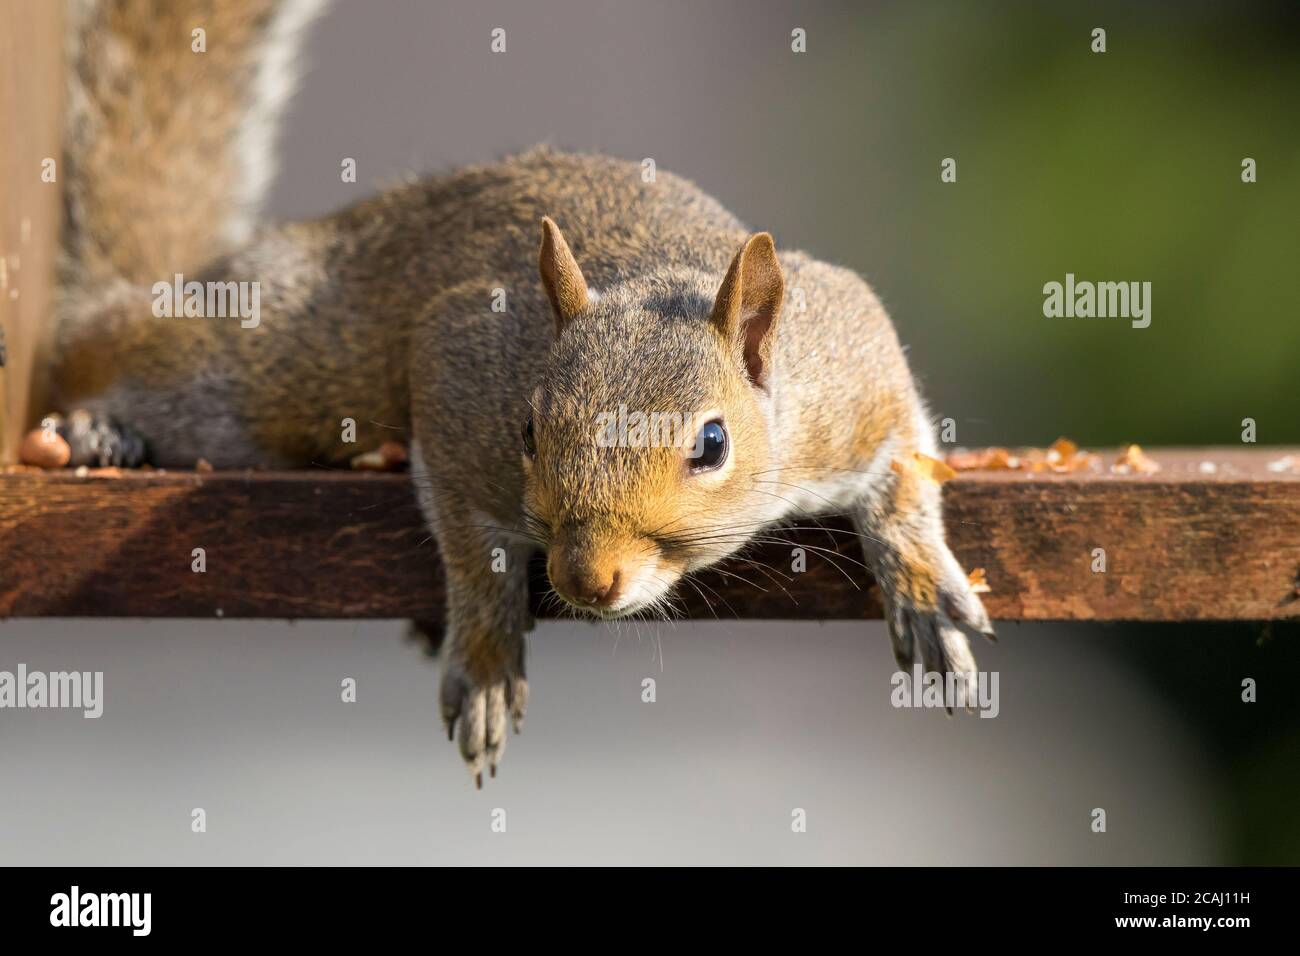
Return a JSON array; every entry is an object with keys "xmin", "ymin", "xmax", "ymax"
[{"xmin": 824, "ymin": 1, "xmax": 1300, "ymax": 449}]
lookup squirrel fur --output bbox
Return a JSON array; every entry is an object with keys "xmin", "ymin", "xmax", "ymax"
[{"xmin": 52, "ymin": 0, "xmax": 994, "ymax": 784}]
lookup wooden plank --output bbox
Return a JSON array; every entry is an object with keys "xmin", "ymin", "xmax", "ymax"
[
  {"xmin": 1, "ymin": 448, "xmax": 1297, "ymax": 622},
  {"xmin": 0, "ymin": 0, "xmax": 62, "ymax": 463}
]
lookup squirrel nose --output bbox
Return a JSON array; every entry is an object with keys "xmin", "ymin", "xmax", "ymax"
[
  {"xmin": 550, "ymin": 557, "xmax": 624, "ymax": 609},
  {"xmin": 581, "ymin": 569, "xmax": 621, "ymax": 607},
  {"xmin": 573, "ymin": 567, "xmax": 623, "ymax": 608}
]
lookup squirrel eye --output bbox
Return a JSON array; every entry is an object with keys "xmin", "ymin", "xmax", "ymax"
[
  {"xmin": 690, "ymin": 420, "xmax": 728, "ymax": 472},
  {"xmin": 522, "ymin": 416, "xmax": 537, "ymax": 459}
]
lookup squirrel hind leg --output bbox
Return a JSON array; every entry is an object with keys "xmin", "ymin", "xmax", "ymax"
[
  {"xmin": 19, "ymin": 409, "xmax": 150, "ymax": 469},
  {"xmin": 62, "ymin": 409, "xmax": 150, "ymax": 468}
]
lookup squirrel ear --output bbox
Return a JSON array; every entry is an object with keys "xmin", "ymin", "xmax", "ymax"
[
  {"xmin": 709, "ymin": 232, "xmax": 784, "ymax": 389},
  {"xmin": 538, "ymin": 217, "xmax": 590, "ymax": 333}
]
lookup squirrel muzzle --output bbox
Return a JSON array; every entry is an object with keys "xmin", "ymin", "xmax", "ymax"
[{"xmin": 545, "ymin": 528, "xmax": 668, "ymax": 616}]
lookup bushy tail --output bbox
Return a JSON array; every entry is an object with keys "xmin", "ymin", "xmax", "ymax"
[
  {"xmin": 60, "ymin": 0, "xmax": 326, "ymax": 288},
  {"xmin": 44, "ymin": 0, "xmax": 325, "ymax": 466}
]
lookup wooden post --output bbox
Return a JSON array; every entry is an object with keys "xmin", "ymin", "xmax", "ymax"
[{"xmin": 0, "ymin": 0, "xmax": 62, "ymax": 463}]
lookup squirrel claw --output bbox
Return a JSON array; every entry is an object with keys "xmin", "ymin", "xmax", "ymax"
[
  {"xmin": 439, "ymin": 652, "xmax": 527, "ymax": 787},
  {"xmin": 887, "ymin": 602, "xmax": 981, "ymax": 709}
]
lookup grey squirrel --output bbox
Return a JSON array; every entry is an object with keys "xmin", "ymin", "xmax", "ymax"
[{"xmin": 48, "ymin": 0, "xmax": 994, "ymax": 785}]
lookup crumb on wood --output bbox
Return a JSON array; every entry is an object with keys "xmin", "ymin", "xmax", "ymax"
[
  {"xmin": 1112, "ymin": 443, "xmax": 1160, "ymax": 474},
  {"xmin": 351, "ymin": 440, "xmax": 410, "ymax": 472},
  {"xmin": 945, "ymin": 437, "xmax": 1100, "ymax": 474}
]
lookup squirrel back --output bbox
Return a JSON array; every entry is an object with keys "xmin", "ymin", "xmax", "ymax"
[{"xmin": 51, "ymin": 0, "xmax": 920, "ymax": 499}]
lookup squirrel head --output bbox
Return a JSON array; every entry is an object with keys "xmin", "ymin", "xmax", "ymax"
[{"xmin": 523, "ymin": 217, "xmax": 786, "ymax": 618}]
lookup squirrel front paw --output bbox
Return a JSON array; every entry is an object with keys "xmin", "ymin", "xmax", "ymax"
[
  {"xmin": 883, "ymin": 550, "xmax": 995, "ymax": 711},
  {"xmin": 439, "ymin": 648, "xmax": 528, "ymax": 788}
]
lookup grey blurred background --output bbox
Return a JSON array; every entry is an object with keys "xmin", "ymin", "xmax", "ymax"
[{"xmin": 2, "ymin": 0, "xmax": 1298, "ymax": 865}]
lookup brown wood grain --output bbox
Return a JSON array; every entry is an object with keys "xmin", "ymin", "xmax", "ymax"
[{"xmin": 1, "ymin": 448, "xmax": 1297, "ymax": 622}]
